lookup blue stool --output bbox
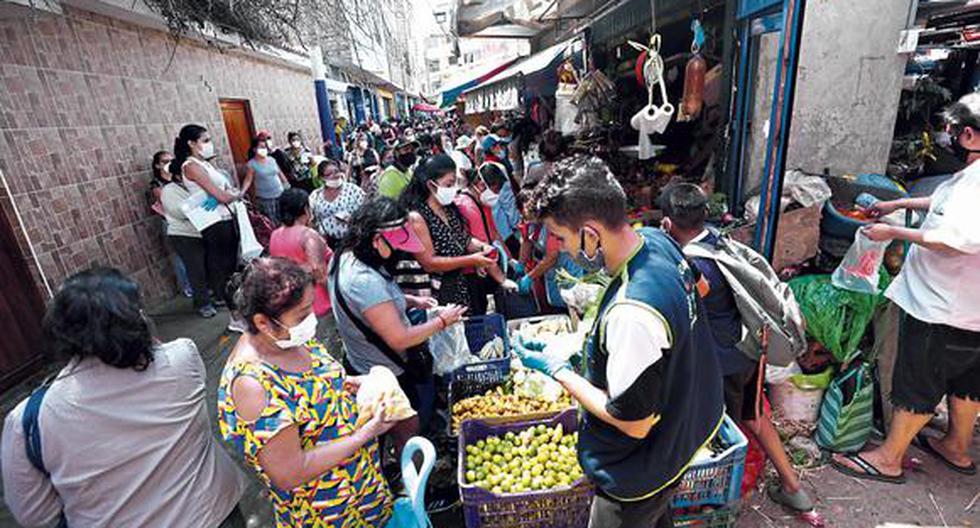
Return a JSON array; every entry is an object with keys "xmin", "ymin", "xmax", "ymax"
[{"xmin": 386, "ymin": 437, "xmax": 436, "ymax": 528}]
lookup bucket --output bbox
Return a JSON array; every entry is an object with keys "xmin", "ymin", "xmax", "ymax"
[{"xmin": 768, "ymin": 381, "xmax": 825, "ymax": 423}]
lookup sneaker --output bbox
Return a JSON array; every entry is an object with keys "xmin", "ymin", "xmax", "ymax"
[
  {"xmin": 182, "ymin": 287, "xmax": 194, "ymax": 299},
  {"xmin": 227, "ymin": 315, "xmax": 248, "ymax": 333},
  {"xmin": 198, "ymin": 305, "xmax": 218, "ymax": 318}
]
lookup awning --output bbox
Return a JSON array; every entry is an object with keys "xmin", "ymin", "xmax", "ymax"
[
  {"xmin": 376, "ymin": 88, "xmax": 395, "ymax": 99},
  {"xmin": 463, "ymin": 39, "xmax": 581, "ymax": 114},
  {"xmin": 412, "ymin": 103, "xmax": 444, "ymax": 113},
  {"xmin": 439, "ymin": 57, "xmax": 521, "ymax": 108}
]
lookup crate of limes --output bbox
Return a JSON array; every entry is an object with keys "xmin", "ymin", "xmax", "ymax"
[{"xmin": 457, "ymin": 409, "xmax": 594, "ymax": 528}]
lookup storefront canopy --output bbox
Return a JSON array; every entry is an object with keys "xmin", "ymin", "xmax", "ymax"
[
  {"xmin": 463, "ymin": 39, "xmax": 581, "ymax": 114},
  {"xmin": 439, "ymin": 57, "xmax": 521, "ymax": 108},
  {"xmin": 412, "ymin": 102, "xmax": 444, "ymax": 113}
]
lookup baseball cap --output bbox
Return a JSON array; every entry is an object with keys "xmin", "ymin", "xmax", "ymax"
[
  {"xmin": 455, "ymin": 135, "xmax": 474, "ymax": 150},
  {"xmin": 481, "ymin": 134, "xmax": 511, "ymax": 152}
]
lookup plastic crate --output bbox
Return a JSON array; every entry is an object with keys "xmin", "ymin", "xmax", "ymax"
[
  {"xmin": 673, "ymin": 503, "xmax": 740, "ymax": 528},
  {"xmin": 506, "ymin": 315, "xmax": 574, "ymax": 336},
  {"xmin": 453, "ymin": 315, "xmax": 511, "ymax": 385},
  {"xmin": 458, "ymin": 410, "xmax": 594, "ymax": 528},
  {"xmin": 448, "ymin": 377, "xmax": 570, "ymax": 437},
  {"xmin": 672, "ymin": 416, "xmax": 748, "ymax": 508}
]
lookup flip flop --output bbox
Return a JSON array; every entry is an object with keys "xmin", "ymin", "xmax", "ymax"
[
  {"xmin": 830, "ymin": 453, "xmax": 906, "ymax": 484},
  {"xmin": 916, "ymin": 433, "xmax": 978, "ymax": 476},
  {"xmin": 767, "ymin": 483, "xmax": 815, "ymax": 512}
]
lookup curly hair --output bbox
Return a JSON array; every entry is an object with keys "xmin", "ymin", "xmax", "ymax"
[
  {"xmin": 43, "ymin": 268, "xmax": 154, "ymax": 370},
  {"xmin": 530, "ymin": 154, "xmax": 627, "ymax": 229},
  {"xmin": 337, "ymin": 197, "xmax": 407, "ymax": 271},
  {"xmin": 231, "ymin": 258, "xmax": 312, "ymax": 334}
]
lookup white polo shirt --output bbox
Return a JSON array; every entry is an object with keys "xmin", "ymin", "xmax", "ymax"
[{"xmin": 886, "ymin": 160, "xmax": 980, "ymax": 331}]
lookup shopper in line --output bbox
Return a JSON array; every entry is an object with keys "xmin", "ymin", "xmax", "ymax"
[
  {"xmin": 329, "ymin": 198, "xmax": 467, "ymax": 437},
  {"xmin": 283, "ymin": 131, "xmax": 315, "ymax": 192},
  {"xmin": 149, "ymin": 150, "xmax": 193, "ymax": 298},
  {"xmin": 309, "ymin": 158, "xmax": 365, "ymax": 249},
  {"xmin": 516, "ymin": 155, "xmax": 724, "ymax": 528},
  {"xmin": 3, "ymin": 268, "xmax": 247, "ymax": 528},
  {"xmin": 661, "ymin": 183, "xmax": 814, "ymax": 511},
  {"xmin": 377, "ymin": 137, "xmax": 419, "ymax": 199},
  {"xmin": 831, "ymin": 94, "xmax": 980, "ymax": 483},
  {"xmin": 241, "ymin": 135, "xmax": 290, "ymax": 225},
  {"xmin": 399, "ymin": 154, "xmax": 507, "ymax": 310},
  {"xmin": 170, "ymin": 124, "xmax": 243, "ymax": 328},
  {"xmin": 218, "ymin": 258, "xmax": 398, "ymax": 527}
]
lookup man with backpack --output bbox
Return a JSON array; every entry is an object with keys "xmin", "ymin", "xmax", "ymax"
[{"xmin": 661, "ymin": 183, "xmax": 814, "ymax": 513}]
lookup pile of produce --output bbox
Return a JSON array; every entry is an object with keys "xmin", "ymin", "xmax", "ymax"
[
  {"xmin": 477, "ymin": 336, "xmax": 507, "ymax": 360},
  {"xmin": 463, "ymin": 423, "xmax": 584, "ymax": 494},
  {"xmin": 514, "ymin": 317, "xmax": 573, "ymax": 339},
  {"xmin": 451, "ymin": 385, "xmax": 573, "ymax": 434}
]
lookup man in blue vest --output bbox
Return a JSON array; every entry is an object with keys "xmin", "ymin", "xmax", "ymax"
[{"xmin": 516, "ymin": 155, "xmax": 725, "ymax": 527}]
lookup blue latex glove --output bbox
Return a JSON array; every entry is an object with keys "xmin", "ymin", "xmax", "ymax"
[
  {"xmin": 517, "ymin": 274, "xmax": 533, "ymax": 295},
  {"xmin": 514, "ymin": 334, "xmax": 570, "ymax": 377},
  {"xmin": 511, "ymin": 260, "xmax": 526, "ymax": 276},
  {"xmin": 202, "ymin": 196, "xmax": 219, "ymax": 211}
]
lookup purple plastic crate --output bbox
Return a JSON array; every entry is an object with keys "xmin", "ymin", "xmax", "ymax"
[
  {"xmin": 671, "ymin": 416, "xmax": 747, "ymax": 508},
  {"xmin": 457, "ymin": 410, "xmax": 594, "ymax": 528}
]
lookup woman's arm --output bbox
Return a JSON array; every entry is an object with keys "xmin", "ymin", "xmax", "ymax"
[
  {"xmin": 408, "ymin": 213, "xmax": 494, "ymax": 273},
  {"xmin": 240, "ymin": 164, "xmax": 255, "ymax": 196},
  {"xmin": 185, "ymin": 162, "xmax": 240, "ymax": 204},
  {"xmin": 527, "ymin": 247, "xmax": 559, "ymax": 280},
  {"xmin": 1, "ymin": 410, "xmax": 63, "ymax": 527},
  {"xmin": 233, "ymin": 377, "xmax": 395, "ymax": 491},
  {"xmin": 303, "ymin": 231, "xmax": 330, "ymax": 285},
  {"xmin": 361, "ymin": 300, "xmax": 464, "ymax": 351}
]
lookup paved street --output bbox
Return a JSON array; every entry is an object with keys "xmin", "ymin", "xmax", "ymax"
[{"xmin": 0, "ymin": 297, "xmax": 976, "ymax": 527}]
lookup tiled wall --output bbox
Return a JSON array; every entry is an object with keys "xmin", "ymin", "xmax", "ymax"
[{"xmin": 0, "ymin": 6, "xmax": 322, "ymax": 301}]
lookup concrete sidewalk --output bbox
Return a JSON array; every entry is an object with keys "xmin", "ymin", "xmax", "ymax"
[{"xmin": 0, "ymin": 296, "xmax": 976, "ymax": 527}]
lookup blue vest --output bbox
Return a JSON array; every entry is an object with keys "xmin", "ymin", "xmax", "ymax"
[{"xmin": 578, "ymin": 228, "xmax": 725, "ymax": 501}]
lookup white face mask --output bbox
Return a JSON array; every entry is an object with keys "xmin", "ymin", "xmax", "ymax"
[
  {"xmin": 272, "ymin": 312, "xmax": 317, "ymax": 349},
  {"xmin": 256, "ymin": 147, "xmax": 268, "ymax": 158},
  {"xmin": 199, "ymin": 141, "xmax": 215, "ymax": 159},
  {"xmin": 324, "ymin": 177, "xmax": 343, "ymax": 188},
  {"xmin": 291, "ymin": 140, "xmax": 302, "ymax": 149},
  {"xmin": 358, "ymin": 141, "xmax": 369, "ymax": 149},
  {"xmin": 433, "ymin": 183, "xmax": 459, "ymax": 206},
  {"xmin": 480, "ymin": 187, "xmax": 499, "ymax": 207}
]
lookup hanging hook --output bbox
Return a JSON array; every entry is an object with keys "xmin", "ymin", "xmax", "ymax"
[{"xmin": 691, "ymin": 19, "xmax": 705, "ymax": 54}]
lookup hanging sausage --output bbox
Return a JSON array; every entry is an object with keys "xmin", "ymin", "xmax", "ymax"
[{"xmin": 679, "ymin": 19, "xmax": 706, "ymax": 121}]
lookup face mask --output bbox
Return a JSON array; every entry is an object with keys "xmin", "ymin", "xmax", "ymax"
[
  {"xmin": 256, "ymin": 147, "xmax": 268, "ymax": 157},
  {"xmin": 324, "ymin": 177, "xmax": 343, "ymax": 188},
  {"xmin": 199, "ymin": 141, "xmax": 215, "ymax": 159},
  {"xmin": 271, "ymin": 312, "xmax": 317, "ymax": 349},
  {"xmin": 950, "ymin": 135, "xmax": 980, "ymax": 164},
  {"xmin": 358, "ymin": 141, "xmax": 369, "ymax": 149},
  {"xmin": 396, "ymin": 152, "xmax": 416, "ymax": 168},
  {"xmin": 935, "ymin": 131, "xmax": 952, "ymax": 148},
  {"xmin": 576, "ymin": 228, "xmax": 605, "ymax": 270},
  {"xmin": 480, "ymin": 187, "xmax": 499, "ymax": 207},
  {"xmin": 291, "ymin": 140, "xmax": 302, "ymax": 149},
  {"xmin": 432, "ymin": 183, "xmax": 458, "ymax": 206}
]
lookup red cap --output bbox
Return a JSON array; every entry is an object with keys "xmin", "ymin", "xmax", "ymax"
[{"xmin": 256, "ymin": 129, "xmax": 272, "ymax": 140}]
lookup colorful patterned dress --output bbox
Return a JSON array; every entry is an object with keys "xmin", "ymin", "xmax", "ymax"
[{"xmin": 217, "ymin": 341, "xmax": 392, "ymax": 527}]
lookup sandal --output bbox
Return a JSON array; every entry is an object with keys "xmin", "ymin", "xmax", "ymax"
[
  {"xmin": 830, "ymin": 453, "xmax": 906, "ymax": 484},
  {"xmin": 916, "ymin": 433, "xmax": 977, "ymax": 476},
  {"xmin": 767, "ymin": 483, "xmax": 815, "ymax": 512}
]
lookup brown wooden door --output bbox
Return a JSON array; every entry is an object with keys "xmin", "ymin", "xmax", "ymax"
[
  {"xmin": 0, "ymin": 195, "xmax": 45, "ymax": 391},
  {"xmin": 219, "ymin": 99, "xmax": 255, "ymax": 185}
]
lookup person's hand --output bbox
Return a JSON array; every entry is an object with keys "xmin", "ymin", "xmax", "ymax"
[
  {"xmin": 342, "ymin": 375, "xmax": 362, "ymax": 395},
  {"xmin": 517, "ymin": 274, "xmax": 533, "ymax": 295},
  {"xmin": 861, "ymin": 200, "xmax": 899, "ymax": 219},
  {"xmin": 358, "ymin": 401, "xmax": 397, "ymax": 440},
  {"xmin": 510, "ymin": 260, "xmax": 526, "ymax": 276},
  {"xmin": 202, "ymin": 196, "xmax": 219, "ymax": 211},
  {"xmin": 514, "ymin": 335, "xmax": 570, "ymax": 378},
  {"xmin": 862, "ymin": 223, "xmax": 895, "ymax": 242},
  {"xmin": 436, "ymin": 304, "xmax": 468, "ymax": 328},
  {"xmin": 469, "ymin": 247, "xmax": 496, "ymax": 268},
  {"xmin": 500, "ymin": 279, "xmax": 519, "ymax": 293},
  {"xmin": 408, "ymin": 295, "xmax": 439, "ymax": 310}
]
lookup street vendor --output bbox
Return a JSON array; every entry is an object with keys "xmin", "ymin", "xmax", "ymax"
[
  {"xmin": 831, "ymin": 94, "xmax": 980, "ymax": 482},
  {"xmin": 515, "ymin": 154, "xmax": 724, "ymax": 527}
]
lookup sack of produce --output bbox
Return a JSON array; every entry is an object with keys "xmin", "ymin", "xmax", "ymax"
[
  {"xmin": 831, "ymin": 229, "xmax": 888, "ymax": 294},
  {"xmin": 815, "ymin": 362, "xmax": 874, "ymax": 453},
  {"xmin": 788, "ymin": 273, "xmax": 889, "ymax": 364},
  {"xmin": 355, "ymin": 366, "xmax": 417, "ymax": 427},
  {"xmin": 428, "ymin": 307, "xmax": 478, "ymax": 376}
]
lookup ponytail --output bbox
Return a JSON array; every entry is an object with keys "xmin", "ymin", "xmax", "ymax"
[{"xmin": 170, "ymin": 124, "xmax": 208, "ymax": 180}]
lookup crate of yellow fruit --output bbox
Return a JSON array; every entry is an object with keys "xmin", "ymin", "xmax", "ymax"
[
  {"xmin": 449, "ymin": 375, "xmax": 574, "ymax": 437},
  {"xmin": 457, "ymin": 409, "xmax": 593, "ymax": 528}
]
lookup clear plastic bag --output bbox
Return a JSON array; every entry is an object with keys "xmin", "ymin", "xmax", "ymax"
[
  {"xmin": 355, "ymin": 366, "xmax": 417, "ymax": 427},
  {"xmin": 427, "ymin": 307, "xmax": 477, "ymax": 376},
  {"xmin": 831, "ymin": 230, "xmax": 888, "ymax": 294}
]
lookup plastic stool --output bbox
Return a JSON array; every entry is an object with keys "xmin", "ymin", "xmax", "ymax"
[{"xmin": 386, "ymin": 436, "xmax": 436, "ymax": 528}]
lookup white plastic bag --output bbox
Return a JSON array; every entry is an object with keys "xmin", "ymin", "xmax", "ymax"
[
  {"xmin": 831, "ymin": 229, "xmax": 888, "ymax": 294},
  {"xmin": 180, "ymin": 190, "xmax": 224, "ymax": 231},
  {"xmin": 233, "ymin": 201, "xmax": 263, "ymax": 263},
  {"xmin": 744, "ymin": 170, "xmax": 831, "ymax": 221},
  {"xmin": 427, "ymin": 307, "xmax": 476, "ymax": 376},
  {"xmin": 355, "ymin": 366, "xmax": 417, "ymax": 427}
]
